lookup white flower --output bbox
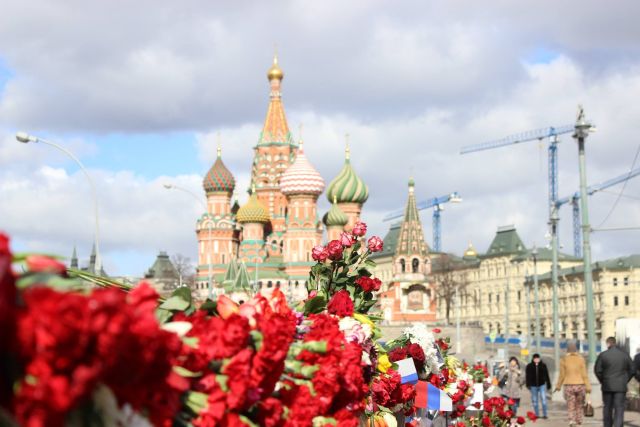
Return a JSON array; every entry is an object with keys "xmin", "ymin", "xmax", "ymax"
[
  {"xmin": 339, "ymin": 316, "xmax": 372, "ymax": 344},
  {"xmin": 403, "ymin": 323, "xmax": 442, "ymax": 375}
]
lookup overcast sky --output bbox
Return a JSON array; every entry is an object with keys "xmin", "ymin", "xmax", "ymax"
[{"xmin": 1, "ymin": 0, "xmax": 639, "ymax": 275}]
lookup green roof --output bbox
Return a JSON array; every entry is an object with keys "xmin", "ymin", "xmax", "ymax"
[
  {"xmin": 511, "ymin": 247, "xmax": 581, "ymax": 263},
  {"xmin": 481, "ymin": 225, "xmax": 526, "ymax": 258},
  {"xmin": 528, "ymin": 254, "xmax": 640, "ymax": 282},
  {"xmin": 370, "ymin": 222, "xmax": 401, "ymax": 260},
  {"xmin": 226, "ymin": 262, "xmax": 251, "ymax": 292}
]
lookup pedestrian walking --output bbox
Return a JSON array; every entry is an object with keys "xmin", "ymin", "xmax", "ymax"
[
  {"xmin": 554, "ymin": 342, "xmax": 590, "ymax": 427},
  {"xmin": 525, "ymin": 353, "xmax": 551, "ymax": 418},
  {"xmin": 499, "ymin": 356, "xmax": 524, "ymax": 415},
  {"xmin": 594, "ymin": 337, "xmax": 635, "ymax": 427}
]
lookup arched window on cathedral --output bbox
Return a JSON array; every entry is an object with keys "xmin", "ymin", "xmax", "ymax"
[
  {"xmin": 400, "ymin": 259, "xmax": 405, "ymax": 273},
  {"xmin": 412, "ymin": 258, "xmax": 419, "ymax": 273}
]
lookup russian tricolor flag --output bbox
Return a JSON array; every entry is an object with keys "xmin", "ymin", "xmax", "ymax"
[
  {"xmin": 414, "ymin": 381, "xmax": 452, "ymax": 411},
  {"xmin": 396, "ymin": 358, "xmax": 419, "ymax": 384}
]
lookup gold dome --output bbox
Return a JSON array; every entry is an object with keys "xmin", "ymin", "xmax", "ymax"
[
  {"xmin": 236, "ymin": 190, "xmax": 270, "ymax": 224},
  {"xmin": 267, "ymin": 55, "xmax": 284, "ymax": 81},
  {"xmin": 464, "ymin": 243, "xmax": 478, "ymax": 258}
]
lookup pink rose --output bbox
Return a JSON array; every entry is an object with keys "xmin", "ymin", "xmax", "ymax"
[
  {"xmin": 339, "ymin": 232, "xmax": 355, "ymax": 248},
  {"xmin": 311, "ymin": 245, "xmax": 329, "ymax": 262},
  {"xmin": 367, "ymin": 236, "xmax": 383, "ymax": 252},
  {"xmin": 352, "ymin": 222, "xmax": 367, "ymax": 237},
  {"xmin": 326, "ymin": 240, "xmax": 344, "ymax": 261}
]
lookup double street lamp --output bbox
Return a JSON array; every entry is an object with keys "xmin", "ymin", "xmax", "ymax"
[
  {"xmin": 16, "ymin": 132, "xmax": 102, "ymax": 274},
  {"xmin": 163, "ymin": 183, "xmax": 214, "ymax": 299}
]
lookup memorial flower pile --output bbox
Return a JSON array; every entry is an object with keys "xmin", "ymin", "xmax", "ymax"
[{"xmin": 0, "ymin": 223, "xmax": 522, "ymax": 427}]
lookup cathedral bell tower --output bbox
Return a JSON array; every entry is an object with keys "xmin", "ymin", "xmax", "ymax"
[{"xmin": 250, "ymin": 55, "xmax": 297, "ymax": 256}]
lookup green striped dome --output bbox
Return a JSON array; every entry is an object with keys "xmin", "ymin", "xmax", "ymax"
[
  {"xmin": 323, "ymin": 198, "xmax": 348, "ymax": 227},
  {"xmin": 326, "ymin": 152, "xmax": 369, "ymax": 204},
  {"xmin": 237, "ymin": 192, "xmax": 270, "ymax": 224}
]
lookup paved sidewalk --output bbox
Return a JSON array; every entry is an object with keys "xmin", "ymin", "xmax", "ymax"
[{"xmin": 516, "ymin": 395, "xmax": 640, "ymax": 427}]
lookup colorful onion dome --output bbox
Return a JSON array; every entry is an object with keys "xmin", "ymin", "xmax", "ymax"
[
  {"xmin": 267, "ymin": 55, "xmax": 284, "ymax": 81},
  {"xmin": 279, "ymin": 142, "xmax": 325, "ymax": 196},
  {"xmin": 203, "ymin": 147, "xmax": 235, "ymax": 194},
  {"xmin": 326, "ymin": 146, "xmax": 369, "ymax": 204},
  {"xmin": 323, "ymin": 196, "xmax": 348, "ymax": 227},
  {"xmin": 236, "ymin": 189, "xmax": 270, "ymax": 224}
]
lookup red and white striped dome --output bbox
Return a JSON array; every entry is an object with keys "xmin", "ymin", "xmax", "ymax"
[{"xmin": 280, "ymin": 144, "xmax": 325, "ymax": 196}]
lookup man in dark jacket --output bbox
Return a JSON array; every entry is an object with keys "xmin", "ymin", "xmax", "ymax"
[
  {"xmin": 525, "ymin": 353, "xmax": 551, "ymax": 418},
  {"xmin": 594, "ymin": 337, "xmax": 635, "ymax": 427},
  {"xmin": 634, "ymin": 347, "xmax": 640, "ymax": 383}
]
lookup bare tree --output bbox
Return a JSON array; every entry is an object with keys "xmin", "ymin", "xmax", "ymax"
[
  {"xmin": 171, "ymin": 253, "xmax": 195, "ymax": 288},
  {"xmin": 432, "ymin": 254, "xmax": 469, "ymax": 325}
]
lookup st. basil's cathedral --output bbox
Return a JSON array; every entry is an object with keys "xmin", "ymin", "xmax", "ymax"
[{"xmin": 194, "ymin": 56, "xmax": 369, "ymax": 300}]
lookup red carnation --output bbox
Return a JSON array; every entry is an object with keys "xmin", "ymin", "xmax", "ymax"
[
  {"xmin": 352, "ymin": 221, "xmax": 367, "ymax": 237},
  {"xmin": 388, "ymin": 347, "xmax": 408, "ymax": 362},
  {"xmin": 355, "ymin": 276, "xmax": 382, "ymax": 292},
  {"xmin": 340, "ymin": 232, "xmax": 355, "ymax": 247},
  {"xmin": 526, "ymin": 411, "xmax": 538, "ymax": 421},
  {"xmin": 517, "ymin": 416, "xmax": 526, "ymax": 424},
  {"xmin": 367, "ymin": 236, "xmax": 383, "ymax": 252},
  {"xmin": 327, "ymin": 290, "xmax": 354, "ymax": 317},
  {"xmin": 312, "ymin": 245, "xmax": 329, "ymax": 262},
  {"xmin": 326, "ymin": 240, "xmax": 344, "ymax": 260},
  {"xmin": 432, "ymin": 328, "xmax": 441, "ymax": 333},
  {"xmin": 481, "ymin": 415, "xmax": 492, "ymax": 427}
]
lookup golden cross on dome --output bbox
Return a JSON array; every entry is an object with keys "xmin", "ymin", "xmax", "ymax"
[
  {"xmin": 345, "ymin": 133, "xmax": 351, "ymax": 160},
  {"xmin": 216, "ymin": 132, "xmax": 222, "ymax": 158}
]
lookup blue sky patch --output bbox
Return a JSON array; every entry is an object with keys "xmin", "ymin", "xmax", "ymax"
[
  {"xmin": 83, "ymin": 131, "xmax": 203, "ymax": 179},
  {"xmin": 525, "ymin": 46, "xmax": 560, "ymax": 65}
]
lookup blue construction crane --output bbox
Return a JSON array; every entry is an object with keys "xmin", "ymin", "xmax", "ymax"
[
  {"xmin": 461, "ymin": 124, "xmax": 575, "ymax": 212},
  {"xmin": 556, "ymin": 166, "xmax": 640, "ymax": 257},
  {"xmin": 383, "ymin": 192, "xmax": 462, "ymax": 252}
]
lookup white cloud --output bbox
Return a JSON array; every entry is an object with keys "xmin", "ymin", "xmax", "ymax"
[{"xmin": 1, "ymin": 1, "xmax": 640, "ymax": 275}]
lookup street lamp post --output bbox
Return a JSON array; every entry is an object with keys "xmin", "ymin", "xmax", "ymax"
[
  {"xmin": 532, "ymin": 246, "xmax": 541, "ymax": 353},
  {"xmin": 16, "ymin": 132, "xmax": 102, "ymax": 274},
  {"xmin": 573, "ymin": 107, "xmax": 597, "ymax": 366},
  {"xmin": 524, "ymin": 268, "xmax": 532, "ymax": 358},
  {"xmin": 505, "ymin": 266, "xmax": 510, "ymax": 359},
  {"xmin": 163, "ymin": 183, "xmax": 214, "ymax": 299},
  {"xmin": 456, "ymin": 284, "xmax": 461, "ymax": 355}
]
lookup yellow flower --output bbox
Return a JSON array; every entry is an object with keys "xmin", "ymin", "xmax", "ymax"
[
  {"xmin": 378, "ymin": 354, "xmax": 392, "ymax": 373},
  {"xmin": 353, "ymin": 313, "xmax": 374, "ymax": 327}
]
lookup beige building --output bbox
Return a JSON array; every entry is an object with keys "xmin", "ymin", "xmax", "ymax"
[
  {"xmin": 528, "ymin": 255, "xmax": 640, "ymax": 341},
  {"xmin": 435, "ymin": 225, "xmax": 582, "ymax": 339}
]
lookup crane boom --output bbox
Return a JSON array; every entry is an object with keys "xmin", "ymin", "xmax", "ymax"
[
  {"xmin": 383, "ymin": 192, "xmax": 462, "ymax": 222},
  {"xmin": 460, "ymin": 124, "xmax": 575, "ymax": 154},
  {"xmin": 556, "ymin": 166, "xmax": 640, "ymax": 207},
  {"xmin": 555, "ymin": 166, "xmax": 640, "ymax": 256},
  {"xmin": 383, "ymin": 192, "xmax": 462, "ymax": 253}
]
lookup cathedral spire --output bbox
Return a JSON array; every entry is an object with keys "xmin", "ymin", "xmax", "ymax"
[
  {"xmin": 70, "ymin": 245, "xmax": 78, "ymax": 269},
  {"xmin": 395, "ymin": 177, "xmax": 428, "ymax": 257},
  {"xmin": 259, "ymin": 54, "xmax": 292, "ymax": 146}
]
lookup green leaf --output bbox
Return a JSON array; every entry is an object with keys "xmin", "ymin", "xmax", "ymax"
[
  {"xmin": 159, "ymin": 295, "xmax": 190, "ymax": 311},
  {"xmin": 158, "ymin": 286, "xmax": 193, "ymax": 312},
  {"xmin": 199, "ymin": 299, "xmax": 217, "ymax": 314},
  {"xmin": 173, "ymin": 366, "xmax": 202, "ymax": 378},
  {"xmin": 303, "ymin": 294, "xmax": 327, "ymax": 314},
  {"xmin": 364, "ymin": 259, "xmax": 377, "ymax": 268},
  {"xmin": 251, "ymin": 330, "xmax": 264, "ymax": 351},
  {"xmin": 155, "ymin": 308, "xmax": 172, "ymax": 324}
]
